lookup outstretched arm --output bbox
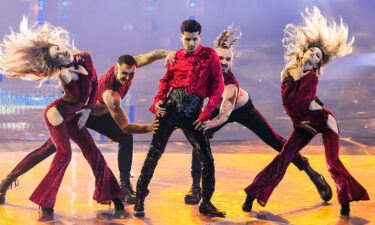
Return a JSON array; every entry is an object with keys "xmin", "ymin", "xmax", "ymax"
[
  {"xmin": 202, "ymin": 84, "xmax": 238, "ymax": 130},
  {"xmin": 103, "ymin": 90, "xmax": 158, "ymax": 134},
  {"xmin": 134, "ymin": 49, "xmax": 171, "ymax": 68}
]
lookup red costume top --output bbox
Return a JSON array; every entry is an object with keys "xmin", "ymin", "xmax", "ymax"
[
  {"xmin": 223, "ymin": 70, "xmax": 239, "ymax": 89},
  {"xmin": 63, "ymin": 52, "xmax": 98, "ymax": 110},
  {"xmin": 151, "ymin": 44, "xmax": 224, "ymax": 121},
  {"xmin": 281, "ymin": 70, "xmax": 328, "ymax": 129},
  {"xmin": 97, "ymin": 66, "xmax": 131, "ymax": 104}
]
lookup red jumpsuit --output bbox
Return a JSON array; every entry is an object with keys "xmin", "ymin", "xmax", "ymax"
[
  {"xmin": 29, "ymin": 52, "xmax": 122, "ymax": 209},
  {"xmin": 244, "ymin": 70, "xmax": 369, "ymax": 206}
]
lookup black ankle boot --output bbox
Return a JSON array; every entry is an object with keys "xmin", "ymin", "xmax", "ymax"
[
  {"xmin": 304, "ymin": 165, "xmax": 332, "ymax": 202},
  {"xmin": 242, "ymin": 194, "xmax": 254, "ymax": 212},
  {"xmin": 0, "ymin": 172, "xmax": 18, "ymax": 204},
  {"xmin": 199, "ymin": 201, "xmax": 226, "ymax": 217},
  {"xmin": 112, "ymin": 197, "xmax": 124, "ymax": 211},
  {"xmin": 133, "ymin": 195, "xmax": 146, "ymax": 217},
  {"xmin": 184, "ymin": 185, "xmax": 201, "ymax": 205},
  {"xmin": 39, "ymin": 206, "xmax": 54, "ymax": 221},
  {"xmin": 340, "ymin": 202, "xmax": 350, "ymax": 216},
  {"xmin": 120, "ymin": 181, "xmax": 136, "ymax": 204}
]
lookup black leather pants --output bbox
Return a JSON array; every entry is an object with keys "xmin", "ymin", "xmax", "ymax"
[{"xmin": 136, "ymin": 87, "xmax": 215, "ymax": 202}]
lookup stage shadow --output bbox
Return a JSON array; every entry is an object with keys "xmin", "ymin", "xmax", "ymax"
[
  {"xmin": 95, "ymin": 209, "xmax": 131, "ymax": 220},
  {"xmin": 251, "ymin": 210, "xmax": 290, "ymax": 224},
  {"xmin": 335, "ymin": 215, "xmax": 370, "ymax": 225},
  {"xmin": 279, "ymin": 201, "xmax": 331, "ymax": 216}
]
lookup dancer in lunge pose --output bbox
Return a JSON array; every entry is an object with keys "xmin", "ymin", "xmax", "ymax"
[
  {"xmin": 179, "ymin": 25, "xmax": 332, "ymax": 205},
  {"xmin": 0, "ymin": 50, "xmax": 173, "ymax": 205},
  {"xmin": 241, "ymin": 7, "xmax": 369, "ymax": 216},
  {"xmin": 134, "ymin": 19, "xmax": 226, "ymax": 218},
  {"xmin": 0, "ymin": 17, "xmax": 124, "ymax": 219}
]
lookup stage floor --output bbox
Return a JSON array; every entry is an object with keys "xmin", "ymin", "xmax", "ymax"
[{"xmin": 0, "ymin": 141, "xmax": 374, "ymax": 225}]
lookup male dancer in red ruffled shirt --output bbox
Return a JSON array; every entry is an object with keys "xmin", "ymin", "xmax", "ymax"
[{"xmin": 134, "ymin": 20, "xmax": 226, "ymax": 218}]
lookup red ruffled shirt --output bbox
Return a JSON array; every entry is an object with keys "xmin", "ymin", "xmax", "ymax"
[
  {"xmin": 150, "ymin": 45, "xmax": 224, "ymax": 121},
  {"xmin": 97, "ymin": 66, "xmax": 131, "ymax": 104}
]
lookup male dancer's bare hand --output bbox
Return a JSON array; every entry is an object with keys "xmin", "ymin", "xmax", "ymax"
[
  {"xmin": 165, "ymin": 51, "xmax": 176, "ymax": 66},
  {"xmin": 149, "ymin": 119, "xmax": 160, "ymax": 133},
  {"xmin": 193, "ymin": 119, "xmax": 204, "ymax": 130},
  {"xmin": 155, "ymin": 101, "xmax": 166, "ymax": 117},
  {"xmin": 201, "ymin": 119, "xmax": 218, "ymax": 131},
  {"xmin": 75, "ymin": 108, "xmax": 91, "ymax": 129}
]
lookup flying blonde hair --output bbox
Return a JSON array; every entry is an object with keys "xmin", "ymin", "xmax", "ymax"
[
  {"xmin": 214, "ymin": 24, "xmax": 242, "ymax": 49},
  {"xmin": 281, "ymin": 6, "xmax": 354, "ymax": 81},
  {"xmin": 0, "ymin": 17, "xmax": 77, "ymax": 81}
]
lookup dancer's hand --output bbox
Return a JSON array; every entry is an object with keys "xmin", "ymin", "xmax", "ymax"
[
  {"xmin": 165, "ymin": 51, "xmax": 176, "ymax": 66},
  {"xmin": 298, "ymin": 121, "xmax": 317, "ymax": 134},
  {"xmin": 155, "ymin": 101, "xmax": 166, "ymax": 117},
  {"xmin": 75, "ymin": 108, "xmax": 91, "ymax": 129},
  {"xmin": 70, "ymin": 65, "xmax": 88, "ymax": 76},
  {"xmin": 147, "ymin": 118, "xmax": 160, "ymax": 133},
  {"xmin": 193, "ymin": 119, "xmax": 204, "ymax": 130},
  {"xmin": 201, "ymin": 119, "xmax": 219, "ymax": 131}
]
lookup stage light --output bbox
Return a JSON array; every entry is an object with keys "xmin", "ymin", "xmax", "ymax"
[
  {"xmin": 61, "ymin": 15, "xmax": 68, "ymax": 20},
  {"xmin": 62, "ymin": 0, "xmax": 68, "ymax": 7},
  {"xmin": 152, "ymin": 19, "xmax": 157, "ymax": 32},
  {"xmin": 190, "ymin": 0, "xmax": 196, "ymax": 8},
  {"xmin": 147, "ymin": 6, "xmax": 153, "ymax": 13},
  {"xmin": 38, "ymin": 0, "xmax": 44, "ymax": 24},
  {"xmin": 189, "ymin": 16, "xmax": 195, "ymax": 20}
]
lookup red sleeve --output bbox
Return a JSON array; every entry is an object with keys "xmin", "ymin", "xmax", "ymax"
[
  {"xmin": 79, "ymin": 53, "xmax": 98, "ymax": 109},
  {"xmin": 149, "ymin": 68, "xmax": 174, "ymax": 114},
  {"xmin": 198, "ymin": 51, "xmax": 224, "ymax": 121},
  {"xmin": 281, "ymin": 75, "xmax": 295, "ymax": 106}
]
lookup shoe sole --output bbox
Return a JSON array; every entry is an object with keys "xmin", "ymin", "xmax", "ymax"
[
  {"xmin": 199, "ymin": 210, "xmax": 226, "ymax": 218},
  {"xmin": 184, "ymin": 196, "xmax": 200, "ymax": 205},
  {"xmin": 313, "ymin": 175, "xmax": 333, "ymax": 202},
  {"xmin": 133, "ymin": 211, "xmax": 145, "ymax": 217}
]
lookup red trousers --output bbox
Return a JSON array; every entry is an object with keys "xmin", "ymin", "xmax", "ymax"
[
  {"xmin": 244, "ymin": 110, "xmax": 369, "ymax": 206},
  {"xmin": 29, "ymin": 99, "xmax": 121, "ymax": 208}
]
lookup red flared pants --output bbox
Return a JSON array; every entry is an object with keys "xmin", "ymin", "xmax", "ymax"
[
  {"xmin": 244, "ymin": 110, "xmax": 369, "ymax": 206},
  {"xmin": 29, "ymin": 99, "xmax": 121, "ymax": 208}
]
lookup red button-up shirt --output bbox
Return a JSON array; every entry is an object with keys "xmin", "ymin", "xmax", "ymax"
[{"xmin": 151, "ymin": 45, "xmax": 224, "ymax": 121}]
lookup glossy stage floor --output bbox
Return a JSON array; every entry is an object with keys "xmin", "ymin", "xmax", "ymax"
[{"xmin": 0, "ymin": 140, "xmax": 374, "ymax": 225}]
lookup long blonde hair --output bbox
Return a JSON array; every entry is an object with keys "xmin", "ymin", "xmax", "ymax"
[
  {"xmin": 281, "ymin": 7, "xmax": 354, "ymax": 81},
  {"xmin": 0, "ymin": 17, "xmax": 77, "ymax": 81}
]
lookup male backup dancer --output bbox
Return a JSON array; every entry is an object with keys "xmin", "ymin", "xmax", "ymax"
[
  {"xmin": 133, "ymin": 20, "xmax": 226, "ymax": 218},
  {"xmin": 0, "ymin": 50, "xmax": 171, "ymax": 204},
  {"xmin": 179, "ymin": 26, "xmax": 332, "ymax": 205}
]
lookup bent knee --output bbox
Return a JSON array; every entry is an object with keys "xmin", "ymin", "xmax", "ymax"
[
  {"xmin": 327, "ymin": 114, "xmax": 339, "ymax": 134},
  {"xmin": 46, "ymin": 107, "xmax": 64, "ymax": 126}
]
